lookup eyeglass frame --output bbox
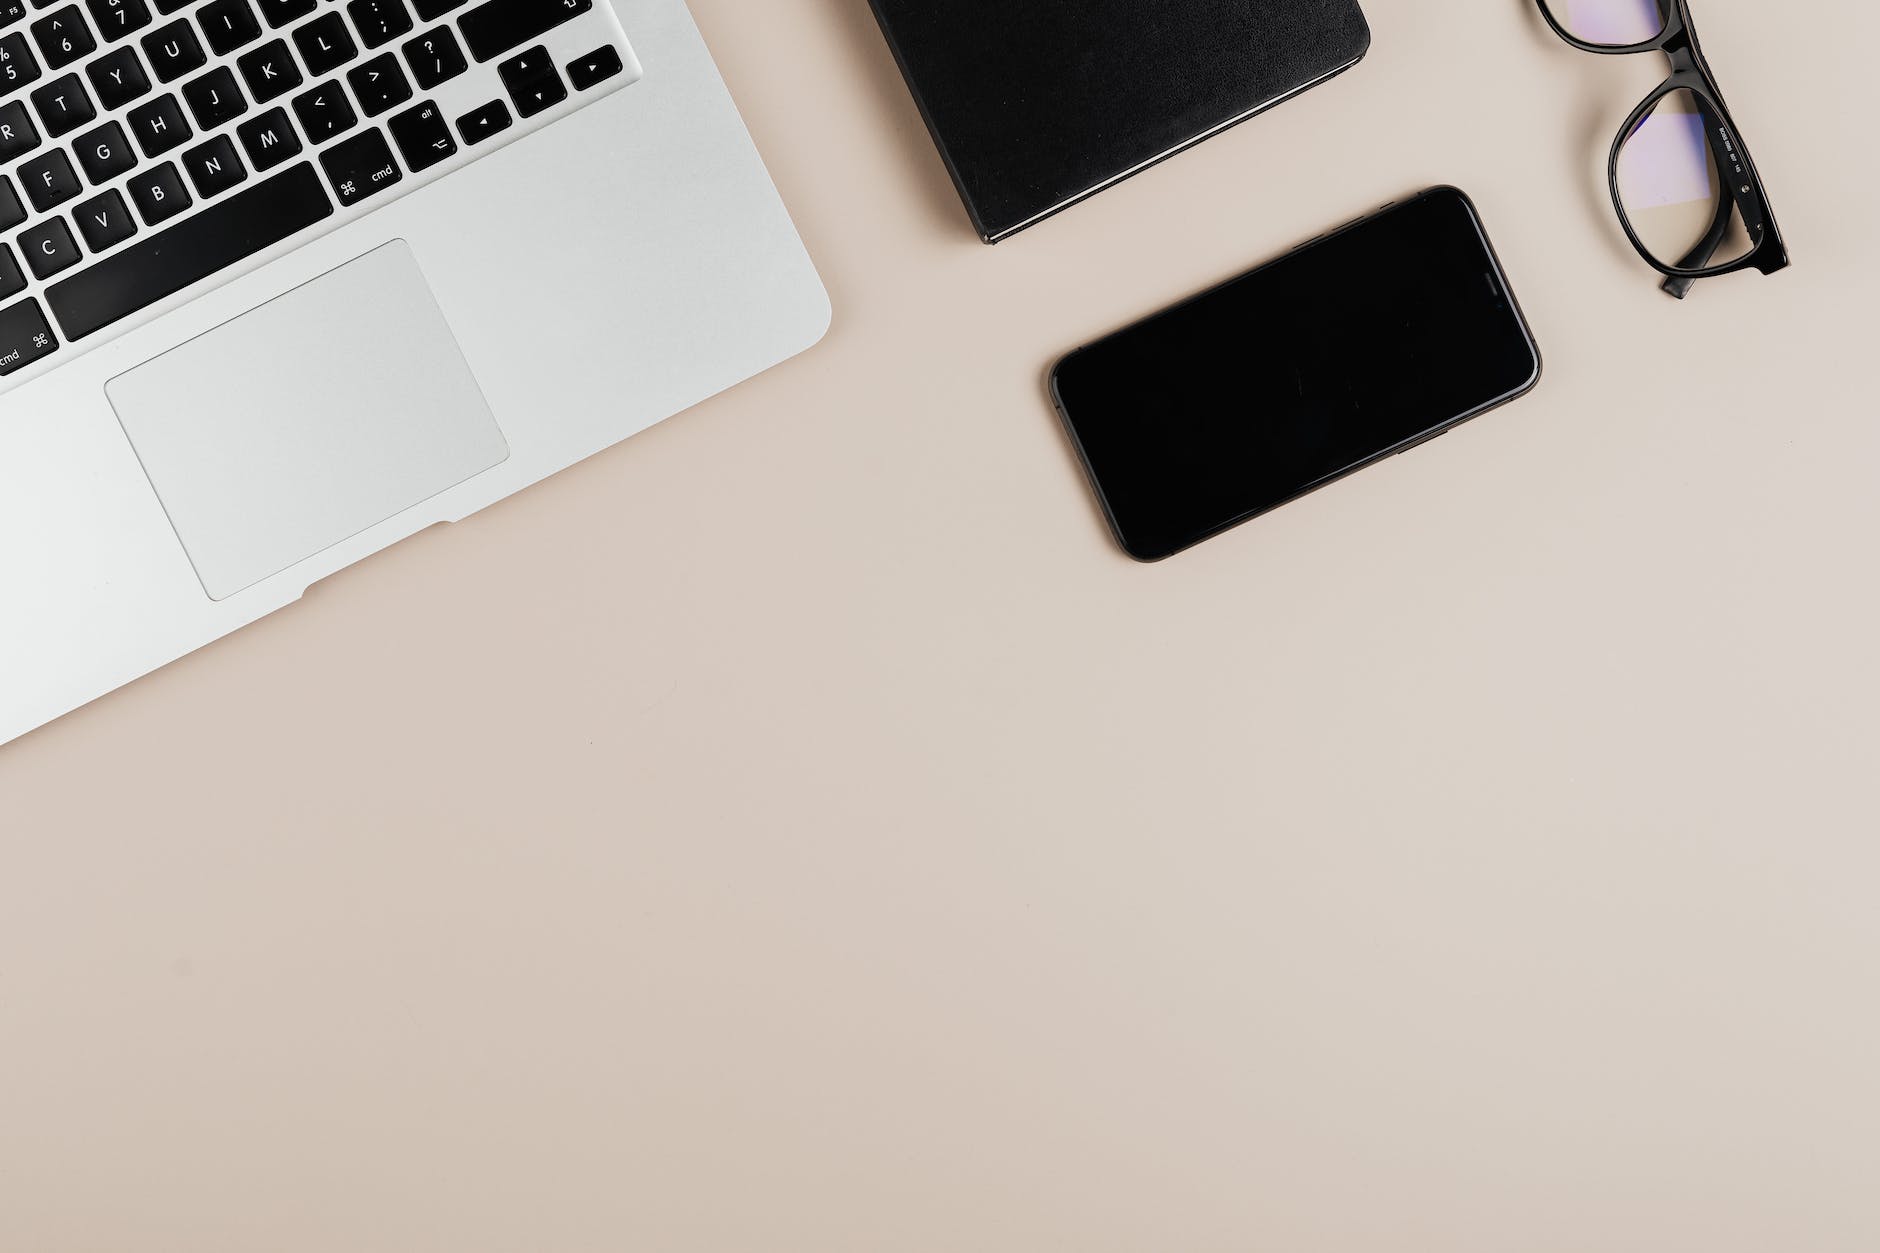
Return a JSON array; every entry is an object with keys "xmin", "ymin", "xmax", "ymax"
[{"xmin": 1534, "ymin": 0, "xmax": 1790, "ymax": 299}]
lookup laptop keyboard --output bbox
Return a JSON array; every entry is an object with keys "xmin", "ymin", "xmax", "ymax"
[{"xmin": 0, "ymin": 0, "xmax": 639, "ymax": 383}]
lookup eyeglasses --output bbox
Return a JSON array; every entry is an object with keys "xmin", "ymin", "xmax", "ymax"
[{"xmin": 1535, "ymin": 0, "xmax": 1789, "ymax": 299}]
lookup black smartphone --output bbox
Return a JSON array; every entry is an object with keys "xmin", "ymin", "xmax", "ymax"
[{"xmin": 1049, "ymin": 187, "xmax": 1542, "ymax": 561}]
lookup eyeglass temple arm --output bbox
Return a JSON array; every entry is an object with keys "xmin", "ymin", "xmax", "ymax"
[
  {"xmin": 1660, "ymin": 190, "xmax": 1732, "ymax": 300},
  {"xmin": 1658, "ymin": 89, "xmax": 1747, "ymax": 300}
]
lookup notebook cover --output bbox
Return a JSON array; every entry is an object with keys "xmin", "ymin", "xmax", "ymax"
[{"xmin": 867, "ymin": 0, "xmax": 1372, "ymax": 242}]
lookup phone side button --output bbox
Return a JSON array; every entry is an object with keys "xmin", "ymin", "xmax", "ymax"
[{"xmin": 1395, "ymin": 427, "xmax": 1451, "ymax": 457}]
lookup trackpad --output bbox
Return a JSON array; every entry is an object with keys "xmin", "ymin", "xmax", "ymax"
[{"xmin": 108, "ymin": 241, "xmax": 509, "ymax": 601}]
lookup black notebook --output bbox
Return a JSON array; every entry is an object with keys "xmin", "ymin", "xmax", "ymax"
[{"xmin": 868, "ymin": 0, "xmax": 1372, "ymax": 242}]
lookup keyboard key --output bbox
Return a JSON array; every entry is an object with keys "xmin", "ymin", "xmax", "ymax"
[
  {"xmin": 255, "ymin": 0, "xmax": 311, "ymax": 27},
  {"xmin": 235, "ymin": 37, "xmax": 297, "ymax": 102},
  {"xmin": 401, "ymin": 24, "xmax": 462, "ymax": 90},
  {"xmin": 125, "ymin": 156, "xmax": 187, "ymax": 222},
  {"xmin": 458, "ymin": 0, "xmax": 588, "ymax": 63},
  {"xmin": 346, "ymin": 50, "xmax": 407, "ymax": 116},
  {"xmin": 411, "ymin": 0, "xmax": 462, "ymax": 20},
  {"xmin": 142, "ymin": 18, "xmax": 203, "ymax": 82},
  {"xmin": 566, "ymin": 44, "xmax": 621, "ymax": 92},
  {"xmin": 72, "ymin": 186, "xmax": 135, "ymax": 250},
  {"xmin": 87, "ymin": 44, "xmax": 150, "ymax": 108},
  {"xmin": 20, "ymin": 214, "xmax": 79, "ymax": 278},
  {"xmin": 234, "ymin": 102, "xmax": 296, "ymax": 169},
  {"xmin": 454, "ymin": 96, "xmax": 506, "ymax": 145},
  {"xmin": 0, "ymin": 296, "xmax": 58, "ymax": 375},
  {"xmin": 0, "ymin": 242, "xmax": 23, "ymax": 298},
  {"xmin": 291, "ymin": 11, "xmax": 352, "ymax": 77},
  {"xmin": 0, "ymin": 97, "xmax": 37, "ymax": 158},
  {"xmin": 28, "ymin": 69, "xmax": 91, "ymax": 135},
  {"xmin": 345, "ymin": 0, "xmax": 408, "ymax": 50},
  {"xmin": 498, "ymin": 45, "xmax": 561, "ymax": 119},
  {"xmin": 386, "ymin": 97, "xmax": 450, "ymax": 171},
  {"xmin": 18, "ymin": 144, "xmax": 76, "ymax": 210},
  {"xmin": 0, "ymin": 0, "xmax": 22, "ymax": 27},
  {"xmin": 47, "ymin": 162, "xmax": 333, "ymax": 339},
  {"xmin": 291, "ymin": 79, "xmax": 353, "ymax": 143},
  {"xmin": 181, "ymin": 131, "xmax": 243, "ymax": 196},
  {"xmin": 126, "ymin": 90, "xmax": 188, "ymax": 155},
  {"xmin": 0, "ymin": 29, "xmax": 41, "ymax": 92},
  {"xmin": 29, "ymin": 4, "xmax": 92, "ymax": 69},
  {"xmin": 73, "ymin": 117, "xmax": 134, "ymax": 182},
  {"xmin": 197, "ymin": 0, "xmax": 258, "ymax": 56},
  {"xmin": 85, "ymin": 0, "xmax": 150, "ymax": 42},
  {"xmin": 0, "ymin": 173, "xmax": 22, "ymax": 229},
  {"xmin": 152, "ymin": 0, "xmax": 190, "ymax": 13},
  {"xmin": 317, "ymin": 124, "xmax": 398, "ymax": 206},
  {"xmin": 181, "ymin": 63, "xmax": 245, "ymax": 128}
]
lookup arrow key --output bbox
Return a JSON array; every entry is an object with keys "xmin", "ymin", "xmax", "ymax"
[
  {"xmin": 455, "ymin": 97, "xmax": 509, "ymax": 146},
  {"xmin": 566, "ymin": 45, "xmax": 622, "ymax": 93},
  {"xmin": 497, "ymin": 43, "xmax": 563, "ymax": 119}
]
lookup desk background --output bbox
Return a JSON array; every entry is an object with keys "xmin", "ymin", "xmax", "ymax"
[{"xmin": 6, "ymin": 1, "xmax": 1877, "ymax": 1248}]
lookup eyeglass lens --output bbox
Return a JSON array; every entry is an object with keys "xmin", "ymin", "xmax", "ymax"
[
  {"xmin": 1615, "ymin": 89, "xmax": 1755, "ymax": 270},
  {"xmin": 1555, "ymin": 0, "xmax": 1666, "ymax": 47}
]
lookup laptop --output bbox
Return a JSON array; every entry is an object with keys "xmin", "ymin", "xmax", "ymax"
[{"xmin": 0, "ymin": 0, "xmax": 830, "ymax": 744}]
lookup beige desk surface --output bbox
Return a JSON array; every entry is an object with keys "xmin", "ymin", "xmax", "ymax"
[{"xmin": 5, "ymin": 1, "xmax": 1878, "ymax": 1249}]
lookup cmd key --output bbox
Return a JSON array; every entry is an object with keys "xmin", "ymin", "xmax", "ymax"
[
  {"xmin": 318, "ymin": 125, "xmax": 400, "ymax": 206},
  {"xmin": 458, "ymin": 0, "xmax": 589, "ymax": 63},
  {"xmin": 0, "ymin": 296, "xmax": 57, "ymax": 374}
]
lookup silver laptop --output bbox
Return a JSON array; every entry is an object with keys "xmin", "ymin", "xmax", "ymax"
[{"xmin": 0, "ymin": 0, "xmax": 829, "ymax": 744}]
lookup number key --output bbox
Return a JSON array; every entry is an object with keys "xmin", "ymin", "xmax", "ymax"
[
  {"xmin": 0, "ymin": 29, "xmax": 42, "ymax": 93},
  {"xmin": 84, "ymin": 0, "xmax": 151, "ymax": 42},
  {"xmin": 29, "ymin": 4, "xmax": 93, "ymax": 69}
]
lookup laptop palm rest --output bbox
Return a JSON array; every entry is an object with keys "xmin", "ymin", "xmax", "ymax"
[{"xmin": 107, "ymin": 241, "xmax": 510, "ymax": 601}]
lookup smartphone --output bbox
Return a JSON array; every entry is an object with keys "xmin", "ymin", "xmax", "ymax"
[{"xmin": 1049, "ymin": 187, "xmax": 1541, "ymax": 561}]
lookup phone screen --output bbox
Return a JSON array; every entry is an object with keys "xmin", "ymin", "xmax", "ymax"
[{"xmin": 1050, "ymin": 188, "xmax": 1541, "ymax": 560}]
